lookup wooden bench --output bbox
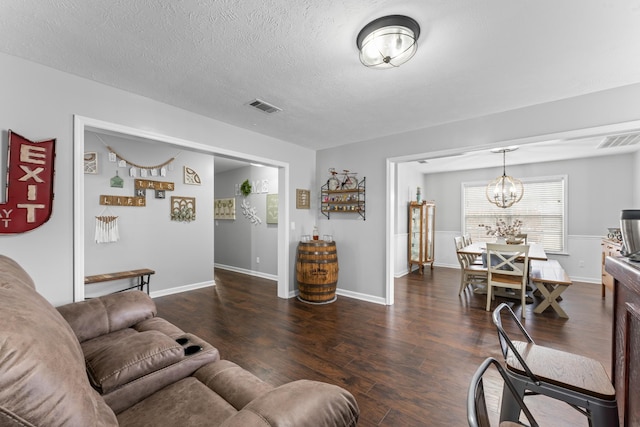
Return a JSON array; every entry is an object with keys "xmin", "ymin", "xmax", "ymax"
[
  {"xmin": 85, "ymin": 268, "xmax": 155, "ymax": 296},
  {"xmin": 529, "ymin": 259, "xmax": 571, "ymax": 318}
]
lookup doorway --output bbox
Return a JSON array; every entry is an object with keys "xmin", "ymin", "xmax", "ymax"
[{"xmin": 73, "ymin": 115, "xmax": 290, "ymax": 301}]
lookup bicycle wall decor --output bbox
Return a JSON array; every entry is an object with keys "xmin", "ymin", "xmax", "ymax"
[{"xmin": 321, "ymin": 168, "xmax": 366, "ymax": 220}]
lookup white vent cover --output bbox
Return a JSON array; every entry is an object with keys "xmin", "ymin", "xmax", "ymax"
[
  {"xmin": 247, "ymin": 99, "xmax": 282, "ymax": 114},
  {"xmin": 597, "ymin": 132, "xmax": 640, "ymax": 149}
]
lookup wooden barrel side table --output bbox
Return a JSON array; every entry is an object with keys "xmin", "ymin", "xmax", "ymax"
[{"xmin": 296, "ymin": 240, "xmax": 338, "ymax": 304}]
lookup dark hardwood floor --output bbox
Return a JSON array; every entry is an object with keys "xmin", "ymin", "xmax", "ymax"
[{"xmin": 154, "ymin": 266, "xmax": 614, "ymax": 426}]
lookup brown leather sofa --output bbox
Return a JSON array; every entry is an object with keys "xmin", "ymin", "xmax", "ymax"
[{"xmin": 0, "ymin": 255, "xmax": 359, "ymax": 426}]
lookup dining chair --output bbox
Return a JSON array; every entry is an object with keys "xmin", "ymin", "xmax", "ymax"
[
  {"xmin": 467, "ymin": 357, "xmax": 538, "ymax": 427},
  {"xmin": 455, "ymin": 236, "xmax": 487, "ymax": 295},
  {"xmin": 460, "ymin": 234, "xmax": 483, "ymax": 265},
  {"xmin": 492, "ymin": 303, "xmax": 618, "ymax": 427},
  {"xmin": 485, "ymin": 244, "xmax": 529, "ymax": 317},
  {"xmin": 463, "ymin": 233, "xmax": 472, "ymax": 246}
]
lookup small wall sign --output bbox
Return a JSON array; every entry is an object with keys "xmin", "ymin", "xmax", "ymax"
[{"xmin": 296, "ymin": 189, "xmax": 310, "ymax": 209}]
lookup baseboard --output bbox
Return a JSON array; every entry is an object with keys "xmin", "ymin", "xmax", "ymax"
[
  {"xmin": 336, "ymin": 288, "xmax": 386, "ymax": 305},
  {"xmin": 214, "ymin": 263, "xmax": 278, "ymax": 281},
  {"xmin": 150, "ymin": 280, "xmax": 215, "ymax": 298},
  {"xmin": 288, "ymin": 288, "xmax": 386, "ymax": 305},
  {"xmin": 568, "ymin": 276, "xmax": 601, "ymax": 285}
]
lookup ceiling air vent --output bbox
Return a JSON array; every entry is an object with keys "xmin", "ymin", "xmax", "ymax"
[
  {"xmin": 597, "ymin": 132, "xmax": 640, "ymax": 149},
  {"xmin": 247, "ymin": 99, "xmax": 282, "ymax": 114}
]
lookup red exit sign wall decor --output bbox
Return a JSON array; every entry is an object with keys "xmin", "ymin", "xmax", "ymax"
[{"xmin": 1, "ymin": 130, "xmax": 56, "ymax": 233}]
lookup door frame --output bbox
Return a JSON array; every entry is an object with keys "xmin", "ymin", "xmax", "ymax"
[{"xmin": 73, "ymin": 115, "xmax": 290, "ymax": 301}]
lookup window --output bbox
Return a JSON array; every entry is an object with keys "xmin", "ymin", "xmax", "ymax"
[{"xmin": 462, "ymin": 175, "xmax": 566, "ymax": 253}]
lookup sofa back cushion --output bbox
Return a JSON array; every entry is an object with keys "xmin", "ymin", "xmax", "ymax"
[
  {"xmin": 58, "ymin": 290, "xmax": 157, "ymax": 342},
  {"xmin": 0, "ymin": 255, "xmax": 118, "ymax": 426}
]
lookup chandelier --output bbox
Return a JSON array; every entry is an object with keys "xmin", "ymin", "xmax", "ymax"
[{"xmin": 486, "ymin": 147, "xmax": 524, "ymax": 208}]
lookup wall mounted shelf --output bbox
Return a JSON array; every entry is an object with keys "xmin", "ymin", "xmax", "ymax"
[{"xmin": 320, "ymin": 177, "xmax": 365, "ymax": 220}]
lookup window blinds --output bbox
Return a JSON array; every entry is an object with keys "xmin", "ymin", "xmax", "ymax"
[{"xmin": 463, "ymin": 176, "xmax": 566, "ymax": 252}]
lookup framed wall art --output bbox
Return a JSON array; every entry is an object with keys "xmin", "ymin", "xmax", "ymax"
[
  {"xmin": 214, "ymin": 198, "xmax": 236, "ymax": 220},
  {"xmin": 266, "ymin": 194, "xmax": 278, "ymax": 224},
  {"xmin": 171, "ymin": 196, "xmax": 196, "ymax": 222},
  {"xmin": 84, "ymin": 152, "xmax": 98, "ymax": 174},
  {"xmin": 296, "ymin": 189, "xmax": 310, "ymax": 209},
  {"xmin": 184, "ymin": 166, "xmax": 201, "ymax": 185}
]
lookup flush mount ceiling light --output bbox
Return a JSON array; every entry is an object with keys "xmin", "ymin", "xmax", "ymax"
[
  {"xmin": 356, "ymin": 15, "xmax": 420, "ymax": 69},
  {"xmin": 486, "ymin": 147, "xmax": 524, "ymax": 209}
]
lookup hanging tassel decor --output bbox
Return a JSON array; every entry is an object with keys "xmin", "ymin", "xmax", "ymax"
[{"xmin": 95, "ymin": 215, "xmax": 120, "ymax": 243}]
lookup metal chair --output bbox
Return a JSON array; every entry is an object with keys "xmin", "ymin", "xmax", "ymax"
[
  {"xmin": 455, "ymin": 236, "xmax": 487, "ymax": 295},
  {"xmin": 485, "ymin": 244, "xmax": 529, "ymax": 317},
  {"xmin": 492, "ymin": 303, "xmax": 618, "ymax": 426},
  {"xmin": 467, "ymin": 357, "xmax": 538, "ymax": 427}
]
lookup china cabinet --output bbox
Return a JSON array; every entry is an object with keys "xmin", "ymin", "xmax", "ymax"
[{"xmin": 408, "ymin": 201, "xmax": 435, "ymax": 274}]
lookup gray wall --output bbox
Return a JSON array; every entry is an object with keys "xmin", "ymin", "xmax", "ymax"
[
  {"xmin": 0, "ymin": 52, "xmax": 316, "ymax": 306},
  {"xmin": 394, "ymin": 163, "xmax": 426, "ymax": 276},
  {"xmin": 318, "ymin": 84, "xmax": 640, "ymax": 301},
  {"xmin": 421, "ymin": 153, "xmax": 636, "ymax": 283},
  {"xmin": 426, "ymin": 153, "xmax": 634, "ymax": 235},
  {"xmin": 3, "ymin": 50, "xmax": 640, "ymax": 305},
  {"xmin": 84, "ymin": 132, "xmax": 215, "ymax": 296},
  {"xmin": 214, "ymin": 165, "xmax": 279, "ymax": 277}
]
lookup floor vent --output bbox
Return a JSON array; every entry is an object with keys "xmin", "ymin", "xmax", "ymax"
[
  {"xmin": 247, "ymin": 99, "xmax": 282, "ymax": 114},
  {"xmin": 597, "ymin": 132, "xmax": 640, "ymax": 149}
]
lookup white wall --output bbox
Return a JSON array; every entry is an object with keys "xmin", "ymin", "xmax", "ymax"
[
  {"xmin": 83, "ymin": 132, "xmax": 215, "ymax": 296},
  {"xmin": 214, "ymin": 165, "xmax": 279, "ymax": 278},
  {"xmin": 0, "ymin": 52, "xmax": 315, "ymax": 306},
  {"xmin": 394, "ymin": 162, "xmax": 426, "ymax": 277}
]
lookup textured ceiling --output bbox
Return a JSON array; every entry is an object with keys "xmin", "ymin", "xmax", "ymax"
[{"xmin": 1, "ymin": 0, "xmax": 640, "ymax": 152}]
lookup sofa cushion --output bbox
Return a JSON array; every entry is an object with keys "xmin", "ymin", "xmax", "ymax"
[
  {"xmin": 0, "ymin": 255, "xmax": 118, "ymax": 426},
  {"xmin": 103, "ymin": 332, "xmax": 221, "ymax": 414},
  {"xmin": 86, "ymin": 330, "xmax": 185, "ymax": 393},
  {"xmin": 194, "ymin": 360, "xmax": 273, "ymax": 409},
  {"xmin": 117, "ymin": 377, "xmax": 237, "ymax": 427},
  {"xmin": 58, "ymin": 290, "xmax": 157, "ymax": 342}
]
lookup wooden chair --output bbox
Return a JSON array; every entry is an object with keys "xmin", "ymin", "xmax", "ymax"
[
  {"xmin": 455, "ymin": 237, "xmax": 487, "ymax": 295},
  {"xmin": 467, "ymin": 357, "xmax": 538, "ymax": 427},
  {"xmin": 463, "ymin": 233, "xmax": 472, "ymax": 246},
  {"xmin": 485, "ymin": 244, "xmax": 529, "ymax": 317},
  {"xmin": 459, "ymin": 234, "xmax": 483, "ymax": 266},
  {"xmin": 492, "ymin": 303, "xmax": 619, "ymax": 427}
]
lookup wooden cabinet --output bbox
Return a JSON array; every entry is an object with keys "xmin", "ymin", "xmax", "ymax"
[
  {"xmin": 604, "ymin": 256, "xmax": 640, "ymax": 427},
  {"xmin": 601, "ymin": 239, "xmax": 622, "ymax": 298},
  {"xmin": 320, "ymin": 177, "xmax": 365, "ymax": 220},
  {"xmin": 408, "ymin": 201, "xmax": 435, "ymax": 274}
]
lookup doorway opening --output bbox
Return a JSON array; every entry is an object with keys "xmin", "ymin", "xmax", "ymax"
[{"xmin": 73, "ymin": 115, "xmax": 290, "ymax": 302}]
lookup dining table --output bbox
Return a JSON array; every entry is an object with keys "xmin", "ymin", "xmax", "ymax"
[
  {"xmin": 457, "ymin": 241, "xmax": 548, "ymax": 261},
  {"xmin": 457, "ymin": 241, "xmax": 548, "ymax": 302}
]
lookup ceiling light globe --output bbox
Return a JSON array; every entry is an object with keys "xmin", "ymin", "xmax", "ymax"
[{"xmin": 357, "ymin": 16, "xmax": 420, "ymax": 69}]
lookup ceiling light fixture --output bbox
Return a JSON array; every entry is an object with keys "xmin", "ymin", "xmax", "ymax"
[
  {"xmin": 356, "ymin": 15, "xmax": 420, "ymax": 69},
  {"xmin": 486, "ymin": 147, "xmax": 524, "ymax": 209}
]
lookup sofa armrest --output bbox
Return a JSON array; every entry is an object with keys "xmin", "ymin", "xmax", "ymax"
[
  {"xmin": 57, "ymin": 291, "xmax": 156, "ymax": 342},
  {"xmin": 219, "ymin": 380, "xmax": 359, "ymax": 427}
]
